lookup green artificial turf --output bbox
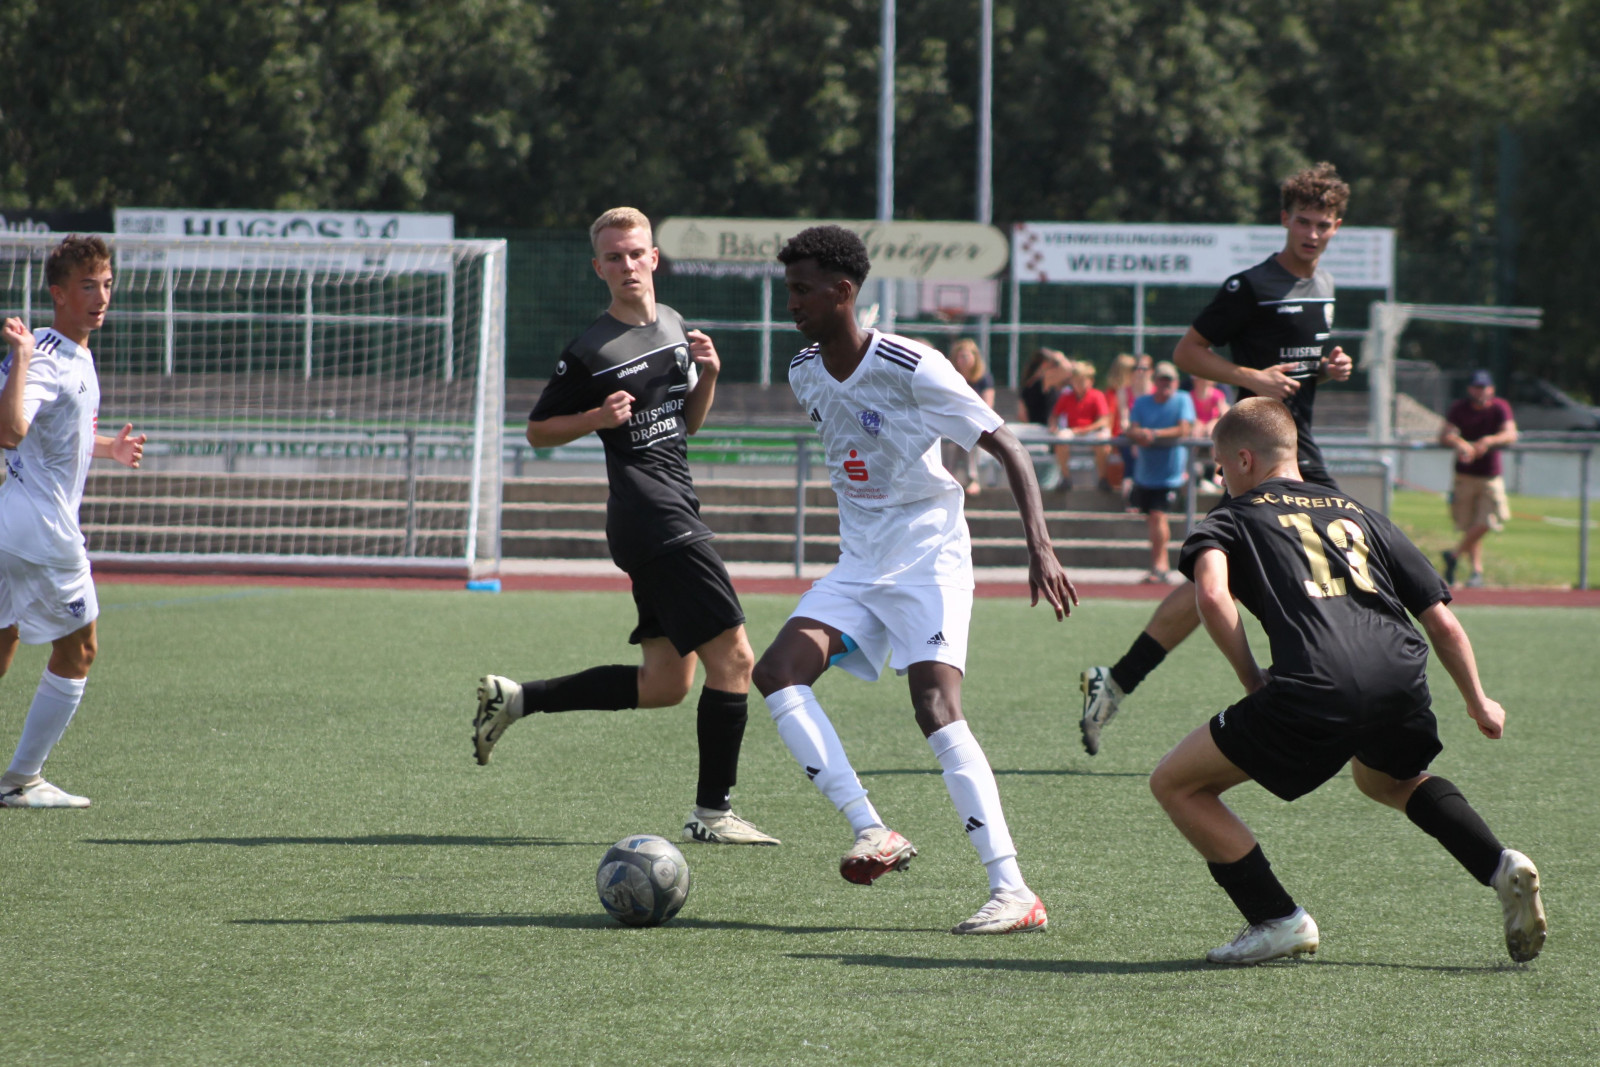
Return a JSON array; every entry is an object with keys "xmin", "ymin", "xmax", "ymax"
[
  {"xmin": 1, "ymin": 588, "xmax": 1595, "ymax": 1065},
  {"xmin": 1388, "ymin": 488, "xmax": 1597, "ymax": 589}
]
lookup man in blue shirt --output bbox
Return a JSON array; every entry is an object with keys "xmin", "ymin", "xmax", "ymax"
[{"xmin": 1126, "ymin": 361, "xmax": 1196, "ymax": 582}]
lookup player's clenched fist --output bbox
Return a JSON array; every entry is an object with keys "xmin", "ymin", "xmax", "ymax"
[
  {"xmin": 687, "ymin": 329, "xmax": 720, "ymax": 377},
  {"xmin": 594, "ymin": 390, "xmax": 635, "ymax": 429},
  {"xmin": 2, "ymin": 317, "xmax": 33, "ymax": 361}
]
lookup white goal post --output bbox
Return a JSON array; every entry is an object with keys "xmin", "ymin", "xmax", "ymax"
[{"xmin": 0, "ymin": 232, "xmax": 506, "ymax": 578}]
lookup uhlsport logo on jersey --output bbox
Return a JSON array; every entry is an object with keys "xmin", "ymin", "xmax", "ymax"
[
  {"xmin": 843, "ymin": 450, "xmax": 869, "ymax": 481},
  {"xmin": 858, "ymin": 409, "xmax": 883, "ymax": 437}
]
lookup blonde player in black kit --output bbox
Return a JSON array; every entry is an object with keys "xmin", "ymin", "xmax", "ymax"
[
  {"xmin": 1080, "ymin": 163, "xmax": 1356, "ymax": 756},
  {"xmin": 472, "ymin": 207, "xmax": 779, "ymax": 847},
  {"xmin": 1149, "ymin": 398, "xmax": 1545, "ymax": 965}
]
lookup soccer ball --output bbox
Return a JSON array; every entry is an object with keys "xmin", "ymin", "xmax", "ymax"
[{"xmin": 596, "ymin": 834, "xmax": 691, "ymax": 927}]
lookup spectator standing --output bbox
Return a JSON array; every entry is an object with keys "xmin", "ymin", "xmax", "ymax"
[
  {"xmin": 947, "ymin": 337, "xmax": 997, "ymax": 496},
  {"xmin": 1048, "ymin": 361, "xmax": 1112, "ymax": 492},
  {"xmin": 1439, "ymin": 370, "xmax": 1518, "ymax": 588},
  {"xmin": 1102, "ymin": 354, "xmax": 1141, "ymax": 492},
  {"xmin": 1126, "ymin": 362, "xmax": 1196, "ymax": 582},
  {"xmin": 1189, "ymin": 374, "xmax": 1232, "ymax": 487}
]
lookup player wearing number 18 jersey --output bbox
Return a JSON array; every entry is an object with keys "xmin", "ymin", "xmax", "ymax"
[
  {"xmin": 1148, "ymin": 398, "xmax": 1545, "ymax": 965},
  {"xmin": 752, "ymin": 225, "xmax": 1077, "ymax": 936}
]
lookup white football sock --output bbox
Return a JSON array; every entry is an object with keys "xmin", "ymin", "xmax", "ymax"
[
  {"xmin": 928, "ymin": 718, "xmax": 1025, "ymax": 893},
  {"xmin": 766, "ymin": 685, "xmax": 882, "ymax": 833},
  {"xmin": 7, "ymin": 670, "xmax": 87, "ymax": 779}
]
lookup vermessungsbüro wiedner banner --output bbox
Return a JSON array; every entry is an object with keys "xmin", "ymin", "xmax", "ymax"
[{"xmin": 1014, "ymin": 222, "xmax": 1393, "ymax": 289}]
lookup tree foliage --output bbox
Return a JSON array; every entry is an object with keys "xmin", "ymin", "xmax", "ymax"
[{"xmin": 1, "ymin": 0, "xmax": 1592, "ymax": 389}]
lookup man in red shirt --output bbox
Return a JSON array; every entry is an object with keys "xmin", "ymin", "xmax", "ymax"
[
  {"xmin": 1439, "ymin": 370, "xmax": 1518, "ymax": 587},
  {"xmin": 1048, "ymin": 361, "xmax": 1112, "ymax": 491}
]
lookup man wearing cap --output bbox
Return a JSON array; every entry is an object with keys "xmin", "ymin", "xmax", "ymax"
[
  {"xmin": 1126, "ymin": 361, "xmax": 1197, "ymax": 583},
  {"xmin": 1439, "ymin": 370, "xmax": 1517, "ymax": 587}
]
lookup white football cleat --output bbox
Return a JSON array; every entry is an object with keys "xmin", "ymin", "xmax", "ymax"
[
  {"xmin": 473, "ymin": 674, "xmax": 524, "ymax": 766},
  {"xmin": 839, "ymin": 826, "xmax": 917, "ymax": 885},
  {"xmin": 951, "ymin": 889, "xmax": 1049, "ymax": 935},
  {"xmin": 1491, "ymin": 849, "xmax": 1546, "ymax": 963},
  {"xmin": 682, "ymin": 807, "xmax": 781, "ymax": 846},
  {"xmin": 1079, "ymin": 666, "xmax": 1124, "ymax": 756},
  {"xmin": 1206, "ymin": 906, "xmax": 1319, "ymax": 964},
  {"xmin": 0, "ymin": 778, "xmax": 91, "ymax": 808}
]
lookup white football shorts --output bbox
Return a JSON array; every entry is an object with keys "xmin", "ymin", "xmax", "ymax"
[
  {"xmin": 0, "ymin": 547, "xmax": 99, "ymax": 644},
  {"xmin": 790, "ymin": 575, "xmax": 972, "ymax": 682}
]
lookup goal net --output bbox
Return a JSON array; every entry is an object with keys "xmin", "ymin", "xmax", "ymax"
[{"xmin": 0, "ymin": 233, "xmax": 506, "ymax": 577}]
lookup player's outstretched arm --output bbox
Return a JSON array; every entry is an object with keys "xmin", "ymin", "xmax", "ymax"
[
  {"xmin": 682, "ymin": 329, "xmax": 719, "ymax": 434},
  {"xmin": 0, "ymin": 317, "xmax": 35, "ymax": 448},
  {"xmin": 526, "ymin": 391, "xmax": 635, "ymax": 449},
  {"xmin": 94, "ymin": 424, "xmax": 147, "ymax": 468},
  {"xmin": 1193, "ymin": 549, "xmax": 1265, "ymax": 693},
  {"xmin": 1418, "ymin": 602, "xmax": 1505, "ymax": 739},
  {"xmin": 976, "ymin": 423, "xmax": 1077, "ymax": 619}
]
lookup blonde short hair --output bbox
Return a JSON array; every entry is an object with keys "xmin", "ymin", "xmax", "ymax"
[
  {"xmin": 589, "ymin": 207, "xmax": 652, "ymax": 251},
  {"xmin": 1073, "ymin": 360, "xmax": 1097, "ymax": 379},
  {"xmin": 1213, "ymin": 397, "xmax": 1298, "ymax": 462}
]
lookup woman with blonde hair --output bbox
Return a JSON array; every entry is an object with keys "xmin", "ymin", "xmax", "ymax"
[{"xmin": 947, "ymin": 337, "xmax": 996, "ymax": 495}]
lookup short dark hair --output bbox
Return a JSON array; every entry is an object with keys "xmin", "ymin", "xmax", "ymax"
[
  {"xmin": 1280, "ymin": 162, "xmax": 1350, "ymax": 217},
  {"xmin": 46, "ymin": 234, "xmax": 111, "ymax": 288},
  {"xmin": 777, "ymin": 225, "xmax": 871, "ymax": 285}
]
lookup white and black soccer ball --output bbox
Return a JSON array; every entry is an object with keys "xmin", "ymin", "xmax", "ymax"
[{"xmin": 596, "ymin": 834, "xmax": 691, "ymax": 927}]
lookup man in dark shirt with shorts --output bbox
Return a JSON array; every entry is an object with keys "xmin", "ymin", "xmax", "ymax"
[
  {"xmin": 1080, "ymin": 163, "xmax": 1357, "ymax": 755},
  {"xmin": 1147, "ymin": 398, "xmax": 1544, "ymax": 964},
  {"xmin": 1439, "ymin": 370, "xmax": 1518, "ymax": 587},
  {"xmin": 472, "ymin": 207, "xmax": 778, "ymax": 847}
]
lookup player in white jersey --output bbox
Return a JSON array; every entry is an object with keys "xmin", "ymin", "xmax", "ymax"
[
  {"xmin": 0, "ymin": 235, "xmax": 146, "ymax": 808},
  {"xmin": 751, "ymin": 225, "xmax": 1078, "ymax": 934}
]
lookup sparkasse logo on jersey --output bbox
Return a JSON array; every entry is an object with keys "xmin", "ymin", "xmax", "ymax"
[{"xmin": 843, "ymin": 450, "xmax": 869, "ymax": 481}]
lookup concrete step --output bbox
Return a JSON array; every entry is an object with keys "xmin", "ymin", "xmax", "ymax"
[
  {"xmin": 499, "ymin": 528, "xmax": 1174, "ymax": 569},
  {"xmin": 82, "ymin": 497, "xmax": 471, "ymax": 531},
  {"xmin": 85, "ymin": 471, "xmax": 473, "ymax": 503},
  {"xmin": 85, "ymin": 525, "xmax": 465, "ymax": 556}
]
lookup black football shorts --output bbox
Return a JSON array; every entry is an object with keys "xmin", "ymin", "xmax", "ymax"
[
  {"xmin": 628, "ymin": 538, "xmax": 745, "ymax": 657},
  {"xmin": 1208, "ymin": 685, "xmax": 1443, "ymax": 801}
]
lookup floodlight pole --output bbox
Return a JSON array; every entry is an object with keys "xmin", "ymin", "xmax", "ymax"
[
  {"xmin": 976, "ymin": 0, "xmax": 994, "ymax": 363},
  {"xmin": 877, "ymin": 0, "xmax": 896, "ymax": 330}
]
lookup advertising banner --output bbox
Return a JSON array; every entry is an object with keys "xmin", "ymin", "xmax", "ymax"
[
  {"xmin": 113, "ymin": 209, "xmax": 456, "ymax": 272},
  {"xmin": 658, "ymin": 217, "xmax": 1009, "ymax": 280},
  {"xmin": 1013, "ymin": 222, "xmax": 1394, "ymax": 289}
]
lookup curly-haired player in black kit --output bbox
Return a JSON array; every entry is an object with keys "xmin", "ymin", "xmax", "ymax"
[
  {"xmin": 472, "ymin": 207, "xmax": 778, "ymax": 847},
  {"xmin": 1079, "ymin": 163, "xmax": 1358, "ymax": 756},
  {"xmin": 1149, "ymin": 398, "xmax": 1545, "ymax": 965}
]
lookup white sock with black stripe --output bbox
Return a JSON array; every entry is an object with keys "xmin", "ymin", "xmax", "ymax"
[
  {"xmin": 928, "ymin": 718, "xmax": 1025, "ymax": 893},
  {"xmin": 766, "ymin": 685, "xmax": 883, "ymax": 834}
]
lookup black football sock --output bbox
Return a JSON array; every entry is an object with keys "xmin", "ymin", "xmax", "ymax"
[
  {"xmin": 521, "ymin": 665, "xmax": 638, "ymax": 713},
  {"xmin": 1109, "ymin": 631, "xmax": 1167, "ymax": 695},
  {"xmin": 1208, "ymin": 844, "xmax": 1299, "ymax": 925},
  {"xmin": 694, "ymin": 687, "xmax": 749, "ymax": 812},
  {"xmin": 1405, "ymin": 776, "xmax": 1505, "ymax": 886}
]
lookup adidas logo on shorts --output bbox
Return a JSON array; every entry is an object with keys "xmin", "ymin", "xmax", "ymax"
[{"xmin": 926, "ymin": 631, "xmax": 948, "ymax": 646}]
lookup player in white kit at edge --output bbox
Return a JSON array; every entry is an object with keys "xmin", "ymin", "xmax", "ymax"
[
  {"xmin": 0, "ymin": 235, "xmax": 146, "ymax": 808},
  {"xmin": 751, "ymin": 225, "xmax": 1079, "ymax": 934}
]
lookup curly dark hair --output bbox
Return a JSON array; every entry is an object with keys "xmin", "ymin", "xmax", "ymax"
[
  {"xmin": 46, "ymin": 234, "xmax": 111, "ymax": 288},
  {"xmin": 777, "ymin": 225, "xmax": 871, "ymax": 285},
  {"xmin": 1280, "ymin": 162, "xmax": 1350, "ymax": 217}
]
